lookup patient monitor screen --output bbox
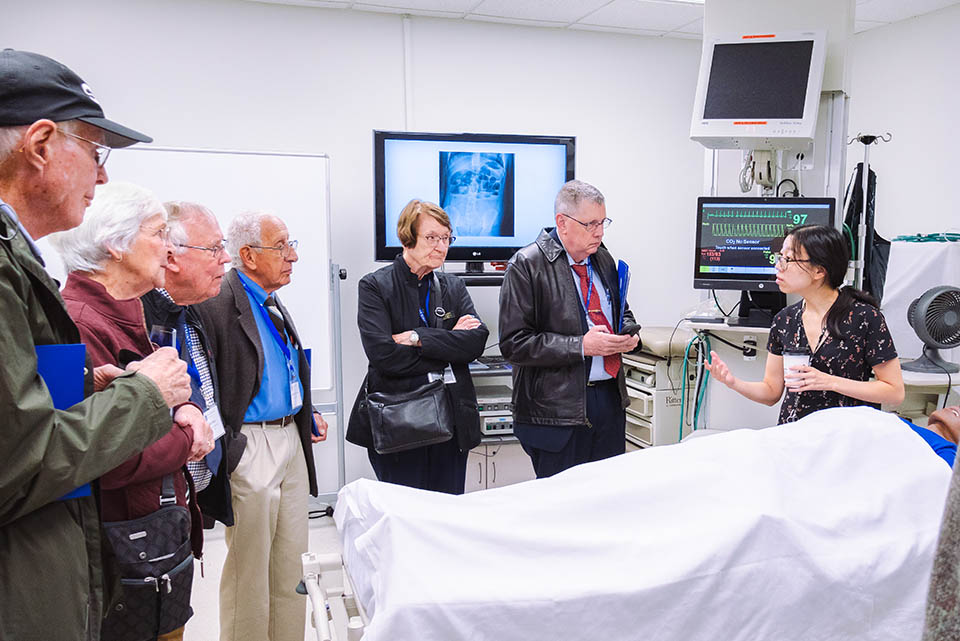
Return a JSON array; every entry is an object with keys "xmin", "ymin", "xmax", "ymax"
[
  {"xmin": 703, "ymin": 40, "xmax": 814, "ymax": 120},
  {"xmin": 694, "ymin": 197, "xmax": 834, "ymax": 290}
]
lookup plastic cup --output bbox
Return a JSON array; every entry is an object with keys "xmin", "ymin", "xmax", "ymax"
[
  {"xmin": 149, "ymin": 325, "xmax": 177, "ymax": 349},
  {"xmin": 782, "ymin": 351, "xmax": 810, "ymax": 387}
]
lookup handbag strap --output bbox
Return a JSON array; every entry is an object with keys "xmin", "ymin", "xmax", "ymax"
[{"xmin": 159, "ymin": 473, "xmax": 176, "ymax": 506}]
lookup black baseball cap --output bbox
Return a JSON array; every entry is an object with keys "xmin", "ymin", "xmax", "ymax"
[{"xmin": 0, "ymin": 49, "xmax": 151, "ymax": 148}]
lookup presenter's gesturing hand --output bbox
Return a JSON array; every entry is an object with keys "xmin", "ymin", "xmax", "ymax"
[
  {"xmin": 704, "ymin": 351, "xmax": 737, "ymax": 388},
  {"xmin": 582, "ymin": 325, "xmax": 638, "ymax": 357}
]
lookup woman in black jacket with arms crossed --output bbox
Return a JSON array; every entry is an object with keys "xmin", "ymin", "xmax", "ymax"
[{"xmin": 347, "ymin": 200, "xmax": 488, "ymax": 494}]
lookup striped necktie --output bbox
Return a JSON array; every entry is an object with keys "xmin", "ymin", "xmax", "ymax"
[
  {"xmin": 264, "ymin": 294, "xmax": 289, "ymax": 343},
  {"xmin": 571, "ymin": 264, "xmax": 620, "ymax": 378}
]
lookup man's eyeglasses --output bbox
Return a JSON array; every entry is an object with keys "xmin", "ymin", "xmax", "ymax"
[
  {"xmin": 561, "ymin": 213, "xmax": 613, "ymax": 232},
  {"xmin": 60, "ymin": 129, "xmax": 111, "ymax": 167},
  {"xmin": 178, "ymin": 239, "xmax": 227, "ymax": 259},
  {"xmin": 422, "ymin": 234, "xmax": 456, "ymax": 246},
  {"xmin": 248, "ymin": 239, "xmax": 299, "ymax": 256},
  {"xmin": 770, "ymin": 253, "xmax": 813, "ymax": 268}
]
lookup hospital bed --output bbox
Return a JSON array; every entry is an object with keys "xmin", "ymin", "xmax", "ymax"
[{"xmin": 332, "ymin": 406, "xmax": 951, "ymax": 641}]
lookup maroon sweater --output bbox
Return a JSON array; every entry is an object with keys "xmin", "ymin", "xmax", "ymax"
[{"xmin": 61, "ymin": 272, "xmax": 195, "ymax": 523}]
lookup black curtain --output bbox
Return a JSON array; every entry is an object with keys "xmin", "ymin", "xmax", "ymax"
[{"xmin": 843, "ymin": 162, "xmax": 890, "ymax": 303}]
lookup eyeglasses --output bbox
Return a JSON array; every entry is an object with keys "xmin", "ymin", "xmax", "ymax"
[
  {"xmin": 248, "ymin": 239, "xmax": 299, "ymax": 256},
  {"xmin": 60, "ymin": 129, "xmax": 111, "ymax": 167},
  {"xmin": 142, "ymin": 224, "xmax": 171, "ymax": 243},
  {"xmin": 770, "ymin": 253, "xmax": 813, "ymax": 268},
  {"xmin": 561, "ymin": 213, "xmax": 613, "ymax": 232},
  {"xmin": 422, "ymin": 234, "xmax": 456, "ymax": 246},
  {"xmin": 178, "ymin": 239, "xmax": 227, "ymax": 259}
]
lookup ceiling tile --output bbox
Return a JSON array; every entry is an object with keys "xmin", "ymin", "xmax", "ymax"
[
  {"xmin": 352, "ymin": 2, "xmax": 464, "ymax": 17},
  {"xmin": 465, "ymin": 13, "xmax": 567, "ymax": 28},
  {"xmin": 247, "ymin": 0, "xmax": 351, "ymax": 8},
  {"xmin": 579, "ymin": 0, "xmax": 703, "ymax": 33},
  {"xmin": 856, "ymin": 0, "xmax": 959, "ymax": 23},
  {"xmin": 568, "ymin": 23, "xmax": 668, "ymax": 37},
  {"xmin": 673, "ymin": 16, "xmax": 701, "ymax": 34},
  {"xmin": 351, "ymin": 0, "xmax": 477, "ymax": 11},
  {"xmin": 854, "ymin": 19, "xmax": 888, "ymax": 33},
  {"xmin": 471, "ymin": 0, "xmax": 610, "ymax": 23}
]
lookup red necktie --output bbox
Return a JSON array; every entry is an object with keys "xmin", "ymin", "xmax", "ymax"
[{"xmin": 571, "ymin": 264, "xmax": 620, "ymax": 378}]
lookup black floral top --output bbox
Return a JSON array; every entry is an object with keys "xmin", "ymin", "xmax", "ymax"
[{"xmin": 767, "ymin": 300, "xmax": 898, "ymax": 424}]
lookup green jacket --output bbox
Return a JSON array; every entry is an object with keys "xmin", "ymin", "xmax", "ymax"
[{"xmin": 0, "ymin": 206, "xmax": 172, "ymax": 641}]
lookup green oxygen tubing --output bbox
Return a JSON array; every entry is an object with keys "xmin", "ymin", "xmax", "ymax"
[{"xmin": 679, "ymin": 332, "xmax": 711, "ymax": 442}]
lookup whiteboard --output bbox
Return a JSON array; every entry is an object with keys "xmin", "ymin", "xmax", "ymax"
[{"xmin": 37, "ymin": 146, "xmax": 334, "ymax": 390}]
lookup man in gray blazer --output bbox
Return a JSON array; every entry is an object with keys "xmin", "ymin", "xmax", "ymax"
[{"xmin": 195, "ymin": 211, "xmax": 328, "ymax": 641}]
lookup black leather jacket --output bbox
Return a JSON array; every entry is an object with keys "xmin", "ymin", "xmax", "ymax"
[
  {"xmin": 498, "ymin": 228, "xmax": 638, "ymax": 426},
  {"xmin": 347, "ymin": 255, "xmax": 489, "ymax": 452}
]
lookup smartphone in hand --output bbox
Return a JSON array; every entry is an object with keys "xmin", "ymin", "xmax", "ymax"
[{"xmin": 619, "ymin": 322, "xmax": 641, "ymax": 337}]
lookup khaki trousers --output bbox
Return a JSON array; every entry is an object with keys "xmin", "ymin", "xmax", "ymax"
[{"xmin": 219, "ymin": 422, "xmax": 308, "ymax": 641}]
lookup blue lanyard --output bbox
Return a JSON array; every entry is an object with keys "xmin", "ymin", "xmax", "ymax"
[
  {"xmin": 239, "ymin": 280, "xmax": 296, "ymax": 373},
  {"xmin": 418, "ymin": 279, "xmax": 431, "ymax": 326},
  {"xmin": 181, "ymin": 326, "xmax": 202, "ymax": 388}
]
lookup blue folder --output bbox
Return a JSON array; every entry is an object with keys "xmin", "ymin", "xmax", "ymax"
[
  {"xmin": 617, "ymin": 260, "xmax": 631, "ymax": 331},
  {"xmin": 36, "ymin": 343, "xmax": 91, "ymax": 500}
]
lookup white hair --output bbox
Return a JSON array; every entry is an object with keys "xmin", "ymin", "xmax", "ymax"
[
  {"xmin": 164, "ymin": 201, "xmax": 216, "ymax": 255},
  {"xmin": 227, "ymin": 211, "xmax": 271, "ymax": 270},
  {"xmin": 49, "ymin": 181, "xmax": 165, "ymax": 273},
  {"xmin": 0, "ymin": 121, "xmax": 82, "ymax": 167},
  {"xmin": 555, "ymin": 179, "xmax": 605, "ymax": 215}
]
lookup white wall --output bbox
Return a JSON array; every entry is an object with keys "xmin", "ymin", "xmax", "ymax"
[
  {"xmin": 7, "ymin": 0, "xmax": 704, "ymax": 484},
  {"xmin": 847, "ymin": 3, "xmax": 960, "ymax": 238}
]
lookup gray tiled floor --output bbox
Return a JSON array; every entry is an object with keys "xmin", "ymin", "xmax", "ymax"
[{"xmin": 184, "ymin": 516, "xmax": 342, "ymax": 641}]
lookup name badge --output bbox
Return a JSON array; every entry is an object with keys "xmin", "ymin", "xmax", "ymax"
[
  {"xmin": 290, "ymin": 379, "xmax": 303, "ymax": 409},
  {"xmin": 427, "ymin": 370, "xmax": 444, "ymax": 383},
  {"xmin": 203, "ymin": 403, "xmax": 226, "ymax": 441}
]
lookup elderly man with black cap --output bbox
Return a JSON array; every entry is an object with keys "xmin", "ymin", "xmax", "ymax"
[{"xmin": 0, "ymin": 49, "xmax": 194, "ymax": 640}]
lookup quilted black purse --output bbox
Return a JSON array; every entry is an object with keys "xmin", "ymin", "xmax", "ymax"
[{"xmin": 100, "ymin": 473, "xmax": 194, "ymax": 641}]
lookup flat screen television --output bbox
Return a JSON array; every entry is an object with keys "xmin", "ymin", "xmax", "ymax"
[
  {"xmin": 694, "ymin": 196, "xmax": 836, "ymax": 325},
  {"xmin": 374, "ymin": 130, "xmax": 575, "ymax": 263},
  {"xmin": 690, "ymin": 30, "xmax": 827, "ymax": 150}
]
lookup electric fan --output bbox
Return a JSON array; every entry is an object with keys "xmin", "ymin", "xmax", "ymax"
[{"xmin": 902, "ymin": 285, "xmax": 960, "ymax": 373}]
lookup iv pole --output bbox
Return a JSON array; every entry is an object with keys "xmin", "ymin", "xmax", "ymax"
[{"xmin": 848, "ymin": 132, "xmax": 892, "ymax": 289}]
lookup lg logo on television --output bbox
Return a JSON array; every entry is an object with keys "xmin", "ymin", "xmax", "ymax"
[{"xmin": 472, "ymin": 251, "xmax": 481, "ymax": 257}]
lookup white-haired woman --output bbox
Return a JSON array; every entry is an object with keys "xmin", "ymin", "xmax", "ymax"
[{"xmin": 50, "ymin": 182, "xmax": 212, "ymax": 641}]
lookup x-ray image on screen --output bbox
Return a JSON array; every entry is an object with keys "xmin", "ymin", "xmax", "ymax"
[{"xmin": 439, "ymin": 152, "xmax": 515, "ymax": 237}]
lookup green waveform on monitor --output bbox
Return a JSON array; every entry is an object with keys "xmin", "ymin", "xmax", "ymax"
[{"xmin": 711, "ymin": 222, "xmax": 790, "ymax": 238}]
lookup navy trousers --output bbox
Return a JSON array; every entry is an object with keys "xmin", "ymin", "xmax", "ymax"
[
  {"xmin": 515, "ymin": 378, "xmax": 626, "ymax": 479},
  {"xmin": 368, "ymin": 435, "xmax": 469, "ymax": 494}
]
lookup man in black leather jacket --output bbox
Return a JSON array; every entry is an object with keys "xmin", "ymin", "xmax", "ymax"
[{"xmin": 499, "ymin": 180, "xmax": 640, "ymax": 478}]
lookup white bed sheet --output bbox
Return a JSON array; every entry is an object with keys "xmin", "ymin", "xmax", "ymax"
[{"xmin": 335, "ymin": 407, "xmax": 951, "ymax": 641}]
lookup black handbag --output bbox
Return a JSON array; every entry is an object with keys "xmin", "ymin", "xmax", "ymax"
[
  {"xmin": 365, "ymin": 377, "xmax": 454, "ymax": 454},
  {"xmin": 100, "ymin": 473, "xmax": 195, "ymax": 641}
]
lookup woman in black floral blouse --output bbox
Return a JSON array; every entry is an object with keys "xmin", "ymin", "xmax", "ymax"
[{"xmin": 705, "ymin": 225, "xmax": 904, "ymax": 424}]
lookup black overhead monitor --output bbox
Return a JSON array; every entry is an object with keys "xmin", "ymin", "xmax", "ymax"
[
  {"xmin": 694, "ymin": 196, "xmax": 836, "ymax": 292},
  {"xmin": 374, "ymin": 130, "xmax": 575, "ymax": 262}
]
